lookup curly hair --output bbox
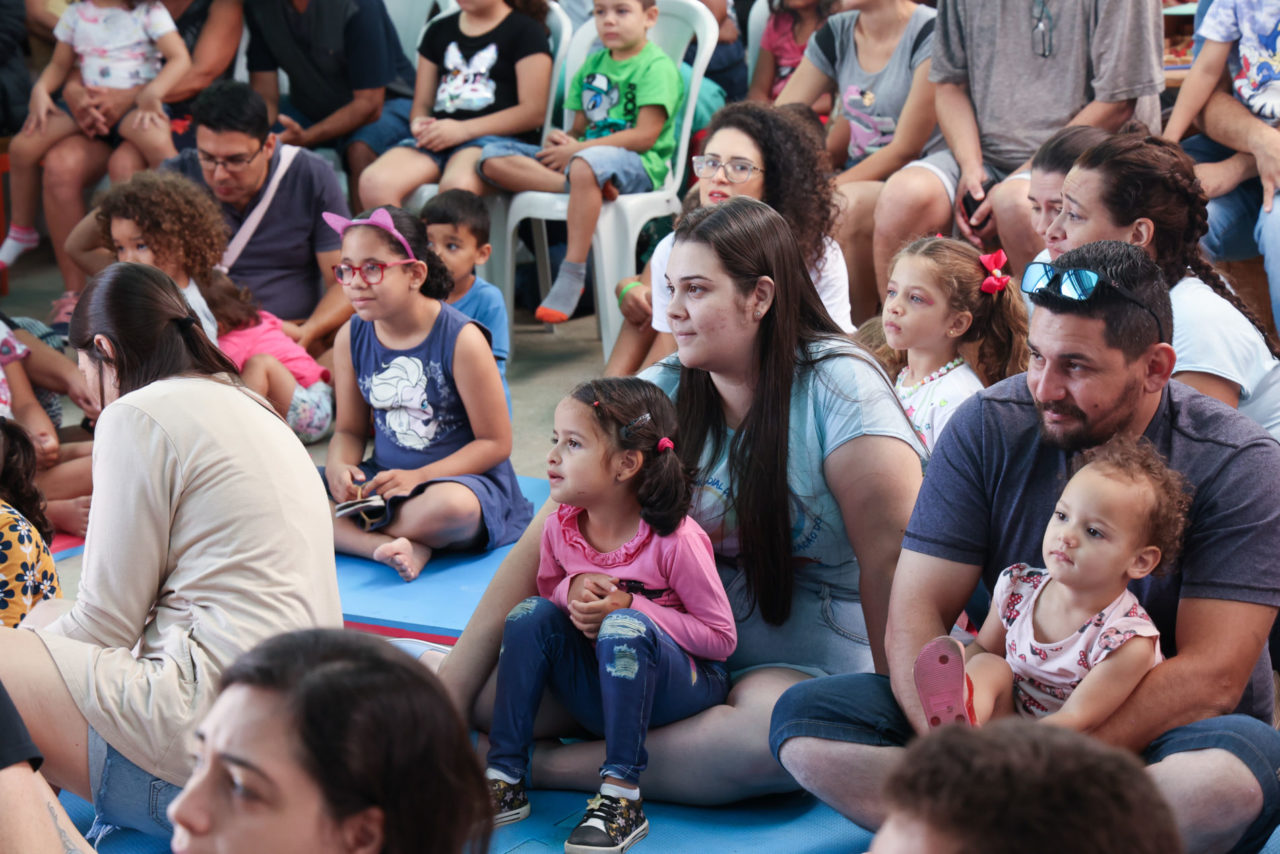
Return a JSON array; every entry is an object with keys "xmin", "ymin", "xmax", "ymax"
[
  {"xmin": 95, "ymin": 171, "xmax": 229, "ymax": 284},
  {"xmin": 1073, "ymin": 134, "xmax": 1280, "ymax": 359},
  {"xmin": 0, "ymin": 419, "xmax": 52, "ymax": 545},
  {"xmin": 1073, "ymin": 436, "xmax": 1192, "ymax": 575},
  {"xmin": 701, "ymin": 102, "xmax": 838, "ymax": 274},
  {"xmin": 885, "ymin": 237, "xmax": 1028, "ymax": 384}
]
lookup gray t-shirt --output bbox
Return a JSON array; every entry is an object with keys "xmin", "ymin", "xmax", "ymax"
[
  {"xmin": 805, "ymin": 7, "xmax": 942, "ymax": 164},
  {"xmin": 903, "ymin": 376, "xmax": 1280, "ymax": 724},
  {"xmin": 929, "ymin": 0, "xmax": 1164, "ymax": 173}
]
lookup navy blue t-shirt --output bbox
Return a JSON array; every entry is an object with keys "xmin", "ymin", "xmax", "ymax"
[
  {"xmin": 903, "ymin": 375, "xmax": 1280, "ymax": 723},
  {"xmin": 247, "ymin": 0, "xmax": 416, "ymax": 121}
]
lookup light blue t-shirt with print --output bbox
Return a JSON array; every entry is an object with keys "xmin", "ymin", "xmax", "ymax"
[
  {"xmin": 1199, "ymin": 0, "xmax": 1280, "ymax": 122},
  {"xmin": 641, "ymin": 339, "xmax": 925, "ymax": 676}
]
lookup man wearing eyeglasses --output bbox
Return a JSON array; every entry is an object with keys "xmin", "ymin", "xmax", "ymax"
[
  {"xmin": 69, "ymin": 81, "xmax": 353, "ymax": 356},
  {"xmin": 772, "ymin": 241, "xmax": 1280, "ymax": 852},
  {"xmin": 871, "ymin": 0, "xmax": 1164, "ymax": 287}
]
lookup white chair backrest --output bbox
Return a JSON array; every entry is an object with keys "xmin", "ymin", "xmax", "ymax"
[
  {"xmin": 384, "ymin": 0, "xmax": 445, "ymax": 62},
  {"xmin": 745, "ymin": 0, "xmax": 771, "ymax": 81},
  {"xmin": 543, "ymin": 1, "xmax": 574, "ymax": 139},
  {"xmin": 559, "ymin": 0, "xmax": 717, "ymax": 189}
]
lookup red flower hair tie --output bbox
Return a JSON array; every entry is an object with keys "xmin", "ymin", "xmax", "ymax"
[{"xmin": 980, "ymin": 249, "xmax": 1010, "ymax": 294}]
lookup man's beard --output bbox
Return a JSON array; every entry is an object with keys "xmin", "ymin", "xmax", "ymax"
[{"xmin": 1035, "ymin": 377, "xmax": 1142, "ymax": 452}]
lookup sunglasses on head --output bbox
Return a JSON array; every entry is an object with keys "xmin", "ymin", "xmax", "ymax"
[{"xmin": 1020, "ymin": 262, "xmax": 1166, "ymax": 343}]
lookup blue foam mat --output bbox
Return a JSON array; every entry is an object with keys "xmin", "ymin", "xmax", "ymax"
[
  {"xmin": 492, "ymin": 790, "xmax": 872, "ymax": 853},
  {"xmin": 337, "ymin": 475, "xmax": 551, "ymax": 638}
]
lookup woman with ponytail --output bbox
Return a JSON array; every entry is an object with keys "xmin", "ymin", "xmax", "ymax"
[
  {"xmin": 0, "ymin": 261, "xmax": 341, "ymax": 839},
  {"xmin": 1044, "ymin": 132, "xmax": 1280, "ymax": 437}
]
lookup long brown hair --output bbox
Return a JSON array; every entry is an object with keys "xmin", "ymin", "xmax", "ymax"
[
  {"xmin": 0, "ymin": 419, "xmax": 52, "ymax": 545},
  {"xmin": 1073, "ymin": 134, "xmax": 1280, "ymax": 359},
  {"xmin": 69, "ymin": 263, "xmax": 241, "ymax": 401},
  {"xmin": 663, "ymin": 197, "xmax": 878, "ymax": 625},
  {"xmin": 885, "ymin": 237, "xmax": 1028, "ymax": 384}
]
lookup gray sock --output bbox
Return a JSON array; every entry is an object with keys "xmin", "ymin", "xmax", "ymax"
[{"xmin": 536, "ymin": 260, "xmax": 587, "ymax": 323}]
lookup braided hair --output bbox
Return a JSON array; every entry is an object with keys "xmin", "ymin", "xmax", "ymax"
[{"xmin": 1074, "ymin": 134, "xmax": 1280, "ymax": 359}]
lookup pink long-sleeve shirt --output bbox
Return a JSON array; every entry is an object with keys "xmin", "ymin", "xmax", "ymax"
[{"xmin": 537, "ymin": 504, "xmax": 737, "ymax": 662}]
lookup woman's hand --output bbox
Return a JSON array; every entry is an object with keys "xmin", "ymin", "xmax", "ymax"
[
  {"xmin": 327, "ymin": 463, "xmax": 367, "ymax": 503},
  {"xmin": 367, "ymin": 467, "xmax": 424, "ymax": 499}
]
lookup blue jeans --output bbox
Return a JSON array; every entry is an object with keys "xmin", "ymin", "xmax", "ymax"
[
  {"xmin": 487, "ymin": 597, "xmax": 730, "ymax": 785},
  {"xmin": 85, "ymin": 727, "xmax": 181, "ymax": 842},
  {"xmin": 1181, "ymin": 133, "xmax": 1280, "ymax": 323},
  {"xmin": 277, "ymin": 96, "xmax": 413, "ymax": 156},
  {"xmin": 769, "ymin": 673, "xmax": 1280, "ymax": 854},
  {"xmin": 478, "ymin": 139, "xmax": 653, "ymax": 194}
]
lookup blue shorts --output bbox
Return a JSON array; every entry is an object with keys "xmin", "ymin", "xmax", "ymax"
[
  {"xmin": 478, "ymin": 139, "xmax": 653, "ymax": 194},
  {"xmin": 277, "ymin": 96, "xmax": 413, "ymax": 157},
  {"xmin": 393, "ymin": 132, "xmax": 518, "ymax": 171},
  {"xmin": 85, "ymin": 726, "xmax": 181, "ymax": 842},
  {"xmin": 769, "ymin": 673, "xmax": 1280, "ymax": 854}
]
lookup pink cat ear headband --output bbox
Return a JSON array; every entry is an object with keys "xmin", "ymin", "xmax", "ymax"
[{"xmin": 322, "ymin": 208, "xmax": 417, "ymax": 261}]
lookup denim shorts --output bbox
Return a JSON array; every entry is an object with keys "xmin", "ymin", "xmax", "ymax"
[
  {"xmin": 904, "ymin": 148, "xmax": 1030, "ymax": 204},
  {"xmin": 769, "ymin": 673, "xmax": 1280, "ymax": 854},
  {"xmin": 85, "ymin": 726, "xmax": 182, "ymax": 842},
  {"xmin": 478, "ymin": 139, "xmax": 653, "ymax": 194},
  {"xmin": 394, "ymin": 132, "xmax": 518, "ymax": 171},
  {"xmin": 277, "ymin": 96, "xmax": 413, "ymax": 156}
]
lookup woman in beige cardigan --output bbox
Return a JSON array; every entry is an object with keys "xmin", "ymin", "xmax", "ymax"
[{"xmin": 0, "ymin": 262, "xmax": 341, "ymax": 839}]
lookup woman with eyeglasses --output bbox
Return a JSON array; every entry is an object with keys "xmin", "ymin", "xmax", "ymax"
[
  {"xmin": 1042, "ymin": 132, "xmax": 1280, "ymax": 439},
  {"xmin": 0, "ymin": 261, "xmax": 341, "ymax": 840},
  {"xmin": 604, "ymin": 101, "xmax": 853, "ymax": 377},
  {"xmin": 322, "ymin": 206, "xmax": 532, "ymax": 583}
]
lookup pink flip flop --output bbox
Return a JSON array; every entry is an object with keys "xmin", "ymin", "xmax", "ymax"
[{"xmin": 913, "ymin": 636, "xmax": 974, "ymax": 729}]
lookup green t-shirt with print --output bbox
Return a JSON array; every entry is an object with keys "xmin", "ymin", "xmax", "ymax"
[{"xmin": 567, "ymin": 40, "xmax": 683, "ymax": 188}]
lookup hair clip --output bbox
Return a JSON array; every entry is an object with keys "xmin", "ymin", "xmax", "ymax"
[
  {"xmin": 592, "ymin": 400, "xmax": 600, "ymax": 407},
  {"xmin": 657, "ymin": 437, "xmax": 674, "ymax": 453},
  {"xmin": 620, "ymin": 412, "xmax": 651, "ymax": 439},
  {"xmin": 980, "ymin": 249, "xmax": 1010, "ymax": 294}
]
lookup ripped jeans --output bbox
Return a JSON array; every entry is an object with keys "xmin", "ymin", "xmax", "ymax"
[{"xmin": 487, "ymin": 596, "xmax": 730, "ymax": 785}]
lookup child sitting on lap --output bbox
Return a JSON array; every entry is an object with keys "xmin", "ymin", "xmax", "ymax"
[
  {"xmin": 1, "ymin": 0, "xmax": 190, "ymax": 274},
  {"xmin": 421, "ymin": 189, "xmax": 512, "ymax": 411},
  {"xmin": 478, "ymin": 0, "xmax": 683, "ymax": 323},
  {"xmin": 487, "ymin": 377, "xmax": 735, "ymax": 854},
  {"xmin": 322, "ymin": 205, "xmax": 532, "ymax": 581},
  {"xmin": 914, "ymin": 436, "xmax": 1189, "ymax": 729}
]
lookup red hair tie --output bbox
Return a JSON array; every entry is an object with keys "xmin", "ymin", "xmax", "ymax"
[
  {"xmin": 656, "ymin": 437, "xmax": 674, "ymax": 453},
  {"xmin": 979, "ymin": 249, "xmax": 1010, "ymax": 294}
]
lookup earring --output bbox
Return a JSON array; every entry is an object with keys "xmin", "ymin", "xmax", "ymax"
[{"xmin": 754, "ymin": 311, "xmax": 761, "ymax": 320}]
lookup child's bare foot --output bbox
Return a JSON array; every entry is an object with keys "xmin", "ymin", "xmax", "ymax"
[
  {"xmin": 602, "ymin": 180, "xmax": 620, "ymax": 202},
  {"xmin": 373, "ymin": 537, "xmax": 433, "ymax": 582},
  {"xmin": 46, "ymin": 496, "xmax": 91, "ymax": 538}
]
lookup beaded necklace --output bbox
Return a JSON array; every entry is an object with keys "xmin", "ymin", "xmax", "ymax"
[{"xmin": 896, "ymin": 356, "xmax": 966, "ymax": 395}]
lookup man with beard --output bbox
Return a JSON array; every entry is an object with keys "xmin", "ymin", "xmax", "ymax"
[{"xmin": 769, "ymin": 241, "xmax": 1280, "ymax": 853}]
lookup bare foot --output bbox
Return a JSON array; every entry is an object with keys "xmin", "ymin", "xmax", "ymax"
[
  {"xmin": 46, "ymin": 496, "xmax": 91, "ymax": 538},
  {"xmin": 373, "ymin": 537, "xmax": 433, "ymax": 582},
  {"xmin": 602, "ymin": 180, "xmax": 620, "ymax": 202}
]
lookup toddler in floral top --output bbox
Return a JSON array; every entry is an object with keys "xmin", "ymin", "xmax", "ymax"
[
  {"xmin": 880, "ymin": 236, "xmax": 1028, "ymax": 450},
  {"xmin": 913, "ymin": 436, "xmax": 1190, "ymax": 732},
  {"xmin": 0, "ymin": 419, "xmax": 59, "ymax": 628}
]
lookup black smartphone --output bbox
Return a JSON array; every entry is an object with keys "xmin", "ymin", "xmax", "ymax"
[{"xmin": 961, "ymin": 178, "xmax": 998, "ymax": 228}]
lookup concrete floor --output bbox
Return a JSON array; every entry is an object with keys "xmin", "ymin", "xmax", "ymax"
[{"xmin": 6, "ymin": 240, "xmax": 605, "ymax": 594}]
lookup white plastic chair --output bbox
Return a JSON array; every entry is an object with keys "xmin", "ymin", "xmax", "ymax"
[
  {"xmin": 403, "ymin": 0, "xmax": 573, "ymax": 334},
  {"xmin": 385, "ymin": 0, "xmax": 459, "ymax": 59},
  {"xmin": 501, "ymin": 0, "xmax": 718, "ymax": 361},
  {"xmin": 745, "ymin": 0, "xmax": 771, "ymax": 82}
]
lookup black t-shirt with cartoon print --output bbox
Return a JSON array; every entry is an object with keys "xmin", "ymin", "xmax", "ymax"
[{"xmin": 419, "ymin": 10, "xmax": 551, "ymax": 144}]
